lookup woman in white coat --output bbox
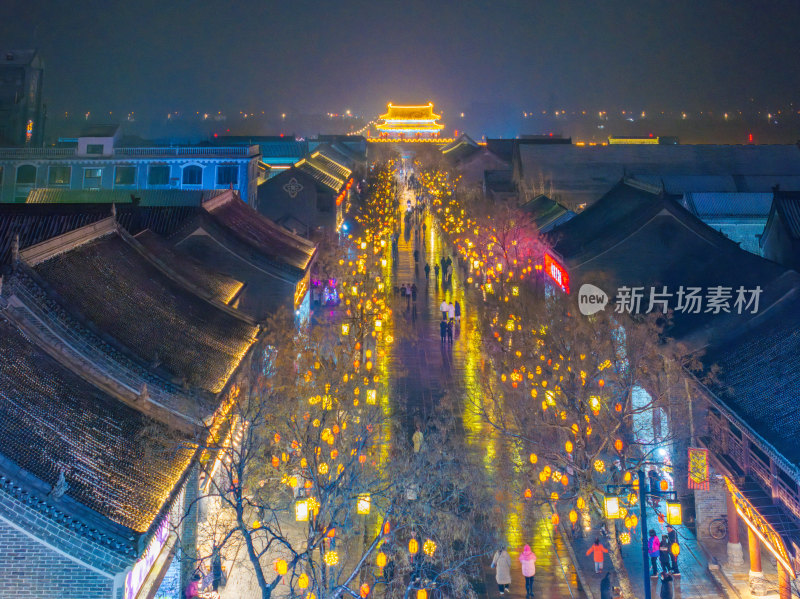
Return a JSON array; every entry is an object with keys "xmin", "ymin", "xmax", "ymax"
[{"xmin": 491, "ymin": 546, "xmax": 512, "ymax": 594}]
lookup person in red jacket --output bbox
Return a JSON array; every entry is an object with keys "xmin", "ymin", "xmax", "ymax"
[{"xmin": 586, "ymin": 538, "xmax": 609, "ymax": 573}]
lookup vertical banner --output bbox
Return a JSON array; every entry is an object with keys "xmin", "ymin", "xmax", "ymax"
[{"xmin": 688, "ymin": 447, "xmax": 709, "ymax": 490}]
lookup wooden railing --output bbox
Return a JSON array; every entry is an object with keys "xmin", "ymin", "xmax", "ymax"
[{"xmin": 707, "ymin": 409, "xmax": 800, "ymax": 520}]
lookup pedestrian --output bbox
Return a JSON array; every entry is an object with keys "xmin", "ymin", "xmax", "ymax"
[
  {"xmin": 424, "ymin": 262, "xmax": 430, "ymax": 279},
  {"xmin": 434, "ymin": 264, "xmax": 440, "ymax": 279},
  {"xmin": 666, "ymin": 524, "xmax": 679, "ymax": 573},
  {"xmin": 600, "ymin": 572, "xmax": 612, "ymax": 599},
  {"xmin": 412, "ymin": 424, "xmax": 424, "ymax": 453},
  {"xmin": 659, "ymin": 534, "xmax": 671, "ymax": 573},
  {"xmin": 411, "ymin": 283, "xmax": 418, "ymax": 304},
  {"xmin": 447, "ymin": 318, "xmax": 454, "ymax": 343},
  {"xmin": 648, "ymin": 529, "xmax": 660, "ymax": 576},
  {"xmin": 519, "ymin": 544, "xmax": 537, "ymax": 597},
  {"xmin": 413, "ymin": 248, "xmax": 419, "ymax": 263},
  {"xmin": 648, "ymin": 468, "xmax": 660, "ymax": 493},
  {"xmin": 447, "ymin": 302, "xmax": 455, "ymax": 321},
  {"xmin": 440, "ymin": 300, "xmax": 448, "ymax": 320},
  {"xmin": 586, "ymin": 537, "xmax": 609, "ymax": 573},
  {"xmin": 185, "ymin": 572, "xmax": 202, "ymax": 598},
  {"xmin": 660, "ymin": 571, "xmax": 674, "ymax": 599},
  {"xmin": 491, "ymin": 546, "xmax": 512, "ymax": 595},
  {"xmin": 440, "ymin": 319, "xmax": 447, "ymax": 343},
  {"xmin": 405, "ymin": 284, "xmax": 411, "ymax": 309},
  {"xmin": 454, "ymin": 300, "xmax": 461, "ymax": 322}
]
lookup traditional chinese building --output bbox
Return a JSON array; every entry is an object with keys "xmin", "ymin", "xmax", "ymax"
[
  {"xmin": 0, "ymin": 191, "xmax": 316, "ymax": 598},
  {"xmin": 374, "ymin": 103, "xmax": 445, "ymax": 140}
]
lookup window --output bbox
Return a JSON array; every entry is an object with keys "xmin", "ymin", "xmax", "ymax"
[
  {"xmin": 148, "ymin": 165, "xmax": 170, "ymax": 185},
  {"xmin": 16, "ymin": 164, "xmax": 36, "ymax": 184},
  {"xmin": 48, "ymin": 166, "xmax": 71, "ymax": 186},
  {"xmin": 216, "ymin": 165, "xmax": 238, "ymax": 186},
  {"xmin": 0, "ymin": 166, "xmax": 4, "ymax": 185},
  {"xmin": 115, "ymin": 166, "xmax": 136, "ymax": 186},
  {"xmin": 83, "ymin": 167, "xmax": 103, "ymax": 189},
  {"xmin": 182, "ymin": 165, "xmax": 202, "ymax": 185},
  {"xmin": 86, "ymin": 144, "xmax": 104, "ymax": 155}
]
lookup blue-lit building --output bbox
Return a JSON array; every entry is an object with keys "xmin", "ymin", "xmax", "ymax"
[{"xmin": 0, "ymin": 125, "xmax": 262, "ymax": 204}]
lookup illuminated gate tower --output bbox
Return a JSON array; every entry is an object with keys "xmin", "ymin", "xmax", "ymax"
[{"xmin": 375, "ymin": 103, "xmax": 446, "ymax": 140}]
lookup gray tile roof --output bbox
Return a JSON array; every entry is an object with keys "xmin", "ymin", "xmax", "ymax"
[{"xmin": 0, "ymin": 315, "xmax": 194, "ymax": 532}]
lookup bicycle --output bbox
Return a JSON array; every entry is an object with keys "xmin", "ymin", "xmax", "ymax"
[{"xmin": 708, "ymin": 514, "xmax": 728, "ymax": 540}]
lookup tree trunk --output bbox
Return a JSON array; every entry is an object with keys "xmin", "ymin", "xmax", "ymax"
[
  {"xmin": 237, "ymin": 511, "xmax": 273, "ymax": 599},
  {"xmin": 606, "ymin": 520, "xmax": 636, "ymax": 599}
]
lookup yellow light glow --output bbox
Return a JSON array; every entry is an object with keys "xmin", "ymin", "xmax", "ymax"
[
  {"xmin": 357, "ymin": 494, "xmax": 371, "ymax": 515},
  {"xmin": 604, "ymin": 496, "xmax": 620, "ymax": 519}
]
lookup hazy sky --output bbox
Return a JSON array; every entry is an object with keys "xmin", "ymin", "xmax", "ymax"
[{"xmin": 3, "ymin": 0, "xmax": 800, "ymax": 119}]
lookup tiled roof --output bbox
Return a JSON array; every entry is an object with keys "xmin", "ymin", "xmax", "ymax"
[
  {"xmin": 774, "ymin": 192, "xmax": 800, "ymax": 239},
  {"xmin": 549, "ymin": 179, "xmax": 794, "ymax": 342},
  {"xmin": 33, "ymin": 233, "xmax": 258, "ymax": 393},
  {"xmin": 0, "ymin": 315, "xmax": 194, "ymax": 532},
  {"xmin": 295, "ymin": 161, "xmax": 346, "ymax": 193},
  {"xmin": 517, "ymin": 144, "xmax": 800, "ymax": 209},
  {"xmin": 203, "ymin": 193, "xmax": 316, "ymax": 272},
  {"xmin": 520, "ymin": 195, "xmax": 575, "ymax": 233},
  {"xmin": 2, "ymin": 269, "xmax": 210, "ymax": 423},
  {"xmin": 134, "ymin": 230, "xmax": 245, "ymax": 305},
  {"xmin": 0, "ymin": 203, "xmax": 201, "ymax": 266},
  {"xmin": 704, "ymin": 293, "xmax": 800, "ymax": 465},
  {"xmin": 25, "ymin": 189, "xmax": 224, "ymax": 207},
  {"xmin": 681, "ymin": 192, "xmax": 774, "ymax": 218}
]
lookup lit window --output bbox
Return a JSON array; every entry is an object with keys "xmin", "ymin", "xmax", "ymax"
[
  {"xmin": 83, "ymin": 167, "xmax": 103, "ymax": 190},
  {"xmin": 48, "ymin": 166, "xmax": 71, "ymax": 186}
]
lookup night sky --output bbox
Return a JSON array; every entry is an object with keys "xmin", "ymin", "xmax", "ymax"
[{"xmin": 3, "ymin": 0, "xmax": 800, "ymax": 120}]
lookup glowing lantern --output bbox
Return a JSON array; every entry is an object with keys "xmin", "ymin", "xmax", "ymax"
[
  {"xmin": 666, "ymin": 501, "xmax": 682, "ymax": 526},
  {"xmin": 274, "ymin": 433, "xmax": 281, "ymax": 444},
  {"xmin": 275, "ymin": 559, "xmax": 288, "ymax": 575},
  {"xmin": 318, "ymin": 463, "xmax": 329, "ymax": 475},
  {"xmin": 423, "ymin": 539, "xmax": 437, "ymax": 556},
  {"xmin": 614, "ymin": 402, "xmax": 623, "ymax": 412},
  {"xmin": 252, "ymin": 520, "xmax": 261, "ymax": 529},
  {"xmin": 614, "ymin": 439, "xmax": 623, "ymax": 452},
  {"xmin": 324, "ymin": 551, "xmax": 339, "ymax": 566},
  {"xmin": 619, "ymin": 532, "xmax": 631, "ymax": 544},
  {"xmin": 594, "ymin": 459, "xmax": 606, "ymax": 473},
  {"xmin": 529, "ymin": 453, "xmax": 538, "ymax": 464},
  {"xmin": 551, "ymin": 513, "xmax": 559, "ymax": 525},
  {"xmin": 630, "ymin": 514, "xmax": 639, "ymax": 528},
  {"xmin": 577, "ymin": 497, "xmax": 586, "ymax": 510},
  {"xmin": 658, "ymin": 513, "xmax": 665, "ymax": 524},
  {"xmin": 409, "ymin": 538, "xmax": 419, "ymax": 555},
  {"xmin": 598, "ymin": 379, "xmax": 605, "ymax": 387},
  {"xmin": 383, "ymin": 521, "xmax": 391, "ymax": 535},
  {"xmin": 660, "ymin": 479, "xmax": 669, "ymax": 492},
  {"xmin": 357, "ymin": 494, "xmax": 371, "ymax": 515},
  {"xmin": 524, "ymin": 488, "xmax": 533, "ymax": 499},
  {"xmin": 298, "ymin": 573, "xmax": 310, "ymax": 589},
  {"xmin": 271, "ymin": 455, "xmax": 280, "ymax": 468},
  {"xmin": 628, "ymin": 492, "xmax": 638, "ymax": 505},
  {"xmin": 550, "ymin": 492, "xmax": 559, "ymax": 502},
  {"xmin": 589, "ymin": 396, "xmax": 601, "ymax": 414},
  {"xmin": 561, "ymin": 474, "xmax": 569, "ymax": 486},
  {"xmin": 327, "ymin": 528, "xmax": 336, "ymax": 538},
  {"xmin": 360, "ymin": 583, "xmax": 370, "ymax": 597},
  {"xmin": 623, "ymin": 471, "xmax": 633, "ymax": 483},
  {"xmin": 366, "ymin": 389, "xmax": 377, "ymax": 404},
  {"xmin": 341, "ymin": 323, "xmax": 350, "ymax": 336},
  {"xmin": 417, "ymin": 590, "xmax": 428, "ymax": 599},
  {"xmin": 624, "ymin": 516, "xmax": 633, "ymax": 529},
  {"xmin": 604, "ymin": 496, "xmax": 620, "ymax": 519},
  {"xmin": 569, "ymin": 510, "xmax": 578, "ymax": 524},
  {"xmin": 565, "ymin": 441, "xmax": 573, "ymax": 453},
  {"xmin": 671, "ymin": 543, "xmax": 680, "ymax": 557},
  {"xmin": 376, "ymin": 552, "xmax": 387, "ymax": 569}
]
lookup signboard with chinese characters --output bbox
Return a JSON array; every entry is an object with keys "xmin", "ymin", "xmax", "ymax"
[
  {"xmin": 724, "ymin": 476, "xmax": 795, "ymax": 577},
  {"xmin": 687, "ymin": 447, "xmax": 709, "ymax": 490},
  {"xmin": 544, "ymin": 252, "xmax": 569, "ymax": 294}
]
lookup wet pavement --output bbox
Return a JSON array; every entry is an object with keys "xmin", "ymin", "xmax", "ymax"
[{"xmin": 387, "ymin": 196, "xmax": 586, "ymax": 599}]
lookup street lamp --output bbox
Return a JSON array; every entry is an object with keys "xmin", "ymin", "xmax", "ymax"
[{"xmin": 606, "ymin": 469, "xmax": 679, "ymax": 599}]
